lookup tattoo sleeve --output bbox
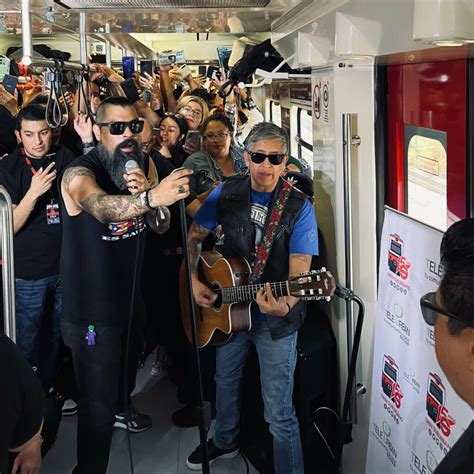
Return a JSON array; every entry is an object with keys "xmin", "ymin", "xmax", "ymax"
[
  {"xmin": 289, "ymin": 253, "xmax": 312, "ymax": 278},
  {"xmin": 63, "ymin": 166, "xmax": 150, "ymax": 224},
  {"xmin": 188, "ymin": 222, "xmax": 211, "ymax": 273}
]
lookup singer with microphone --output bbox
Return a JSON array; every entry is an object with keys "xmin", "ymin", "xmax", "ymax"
[{"xmin": 58, "ymin": 96, "xmax": 192, "ymax": 474}]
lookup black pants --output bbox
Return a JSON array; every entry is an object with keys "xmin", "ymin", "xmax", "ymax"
[{"xmin": 61, "ymin": 319, "xmax": 143, "ymax": 474}]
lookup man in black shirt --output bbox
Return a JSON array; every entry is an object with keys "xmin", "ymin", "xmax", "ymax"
[
  {"xmin": 0, "ymin": 104, "xmax": 75, "ymax": 391},
  {"xmin": 59, "ymin": 96, "xmax": 191, "ymax": 474},
  {"xmin": 0, "ymin": 332, "xmax": 43, "ymax": 474},
  {"xmin": 420, "ymin": 219, "xmax": 474, "ymax": 474}
]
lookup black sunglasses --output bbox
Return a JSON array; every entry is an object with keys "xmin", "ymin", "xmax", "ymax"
[
  {"xmin": 97, "ymin": 119, "xmax": 144, "ymax": 135},
  {"xmin": 246, "ymin": 150, "xmax": 286, "ymax": 166},
  {"xmin": 420, "ymin": 292, "xmax": 466, "ymax": 326}
]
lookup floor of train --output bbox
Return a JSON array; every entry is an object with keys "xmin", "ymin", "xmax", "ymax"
[{"xmin": 42, "ymin": 354, "xmax": 258, "ymax": 474}]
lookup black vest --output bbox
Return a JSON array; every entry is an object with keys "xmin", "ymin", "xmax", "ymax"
[
  {"xmin": 217, "ymin": 175, "xmax": 307, "ymax": 340},
  {"xmin": 59, "ymin": 150, "xmax": 146, "ymax": 328}
]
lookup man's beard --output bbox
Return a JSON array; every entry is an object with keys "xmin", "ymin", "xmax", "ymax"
[{"xmin": 98, "ymin": 139, "xmax": 145, "ymax": 193}]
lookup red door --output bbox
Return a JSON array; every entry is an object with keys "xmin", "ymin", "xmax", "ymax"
[{"xmin": 387, "ymin": 59, "xmax": 468, "ymax": 228}]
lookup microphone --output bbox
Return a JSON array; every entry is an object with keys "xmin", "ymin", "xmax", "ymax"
[{"xmin": 125, "ymin": 159, "xmax": 140, "ymax": 174}]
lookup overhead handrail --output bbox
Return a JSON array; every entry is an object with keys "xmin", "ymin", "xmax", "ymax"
[
  {"xmin": 45, "ymin": 59, "xmax": 69, "ymax": 128},
  {"xmin": 0, "ymin": 186, "xmax": 16, "ymax": 342}
]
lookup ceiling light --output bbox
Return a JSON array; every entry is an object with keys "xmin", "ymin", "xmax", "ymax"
[{"xmin": 55, "ymin": 0, "xmax": 269, "ymax": 8}]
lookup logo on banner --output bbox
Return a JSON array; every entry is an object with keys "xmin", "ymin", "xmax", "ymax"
[
  {"xmin": 384, "ymin": 303, "xmax": 411, "ymax": 346},
  {"xmin": 387, "ymin": 233, "xmax": 411, "ymax": 293},
  {"xmin": 382, "ymin": 355, "xmax": 404, "ymax": 411},
  {"xmin": 410, "ymin": 449, "xmax": 438, "ymax": 474},
  {"xmin": 424, "ymin": 258, "xmax": 444, "ymax": 284},
  {"xmin": 372, "ymin": 419, "xmax": 398, "ymax": 467},
  {"xmin": 403, "ymin": 367, "xmax": 421, "ymax": 394},
  {"xmin": 425, "ymin": 373, "xmax": 456, "ymax": 455}
]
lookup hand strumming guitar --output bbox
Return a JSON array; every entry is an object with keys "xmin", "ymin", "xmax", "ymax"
[{"xmin": 192, "ymin": 274, "xmax": 217, "ymax": 307}]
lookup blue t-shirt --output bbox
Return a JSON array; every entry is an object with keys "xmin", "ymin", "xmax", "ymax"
[
  {"xmin": 194, "ymin": 183, "xmax": 319, "ymax": 320},
  {"xmin": 195, "ymin": 183, "xmax": 319, "ymax": 256}
]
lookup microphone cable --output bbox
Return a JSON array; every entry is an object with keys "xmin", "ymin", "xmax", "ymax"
[
  {"xmin": 310, "ymin": 286, "xmax": 365, "ymax": 472},
  {"xmin": 122, "ymin": 166, "xmax": 147, "ymax": 474}
]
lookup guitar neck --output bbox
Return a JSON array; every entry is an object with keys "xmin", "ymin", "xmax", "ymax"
[{"xmin": 219, "ymin": 281, "xmax": 290, "ymax": 304}]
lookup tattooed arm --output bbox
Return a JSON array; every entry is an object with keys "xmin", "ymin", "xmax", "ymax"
[
  {"xmin": 288, "ymin": 253, "xmax": 312, "ymax": 308},
  {"xmin": 256, "ymin": 253, "xmax": 312, "ymax": 317},
  {"xmin": 187, "ymin": 221, "xmax": 216, "ymax": 307},
  {"xmin": 61, "ymin": 166, "xmax": 192, "ymax": 223}
]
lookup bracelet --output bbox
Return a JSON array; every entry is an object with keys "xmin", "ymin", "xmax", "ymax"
[
  {"xmin": 82, "ymin": 141, "xmax": 95, "ymax": 148},
  {"xmin": 145, "ymin": 189, "xmax": 154, "ymax": 209},
  {"xmin": 286, "ymin": 303, "xmax": 292, "ymax": 315}
]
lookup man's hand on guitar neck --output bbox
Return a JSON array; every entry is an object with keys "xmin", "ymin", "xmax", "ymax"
[
  {"xmin": 256, "ymin": 282, "xmax": 292, "ymax": 318},
  {"xmin": 192, "ymin": 274, "xmax": 217, "ymax": 307}
]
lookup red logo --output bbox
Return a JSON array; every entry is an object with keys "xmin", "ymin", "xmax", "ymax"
[
  {"xmin": 388, "ymin": 234, "xmax": 411, "ymax": 280},
  {"xmin": 426, "ymin": 373, "xmax": 456, "ymax": 437},
  {"xmin": 382, "ymin": 355, "xmax": 404, "ymax": 409}
]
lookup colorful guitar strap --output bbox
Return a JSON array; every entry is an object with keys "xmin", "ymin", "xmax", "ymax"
[{"xmin": 250, "ymin": 178, "xmax": 293, "ymax": 283}]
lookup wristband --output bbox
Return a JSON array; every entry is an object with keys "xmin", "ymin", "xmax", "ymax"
[{"xmin": 82, "ymin": 141, "xmax": 95, "ymax": 148}]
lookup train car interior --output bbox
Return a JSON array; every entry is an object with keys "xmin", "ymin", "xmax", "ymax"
[{"xmin": 0, "ymin": 0, "xmax": 473, "ymax": 473}]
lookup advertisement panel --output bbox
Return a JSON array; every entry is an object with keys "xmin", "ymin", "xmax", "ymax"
[{"xmin": 366, "ymin": 208, "xmax": 472, "ymax": 473}]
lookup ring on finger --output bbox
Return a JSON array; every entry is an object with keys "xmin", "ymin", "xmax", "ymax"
[{"xmin": 178, "ymin": 185, "xmax": 186, "ymax": 195}]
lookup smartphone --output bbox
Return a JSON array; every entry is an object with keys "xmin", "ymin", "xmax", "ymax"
[
  {"xmin": 184, "ymin": 130, "xmax": 201, "ymax": 148},
  {"xmin": 2, "ymin": 74, "xmax": 18, "ymax": 95},
  {"xmin": 206, "ymin": 66, "xmax": 220, "ymax": 80},
  {"xmin": 120, "ymin": 78, "xmax": 140, "ymax": 103},
  {"xmin": 177, "ymin": 64, "xmax": 192, "ymax": 79},
  {"xmin": 140, "ymin": 60, "xmax": 153, "ymax": 78},
  {"xmin": 122, "ymin": 56, "xmax": 135, "ymax": 80},
  {"xmin": 198, "ymin": 65, "xmax": 207, "ymax": 77}
]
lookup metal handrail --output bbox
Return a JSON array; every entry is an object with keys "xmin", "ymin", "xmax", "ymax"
[
  {"xmin": 342, "ymin": 113, "xmax": 356, "ymax": 422},
  {"xmin": 0, "ymin": 186, "xmax": 16, "ymax": 341}
]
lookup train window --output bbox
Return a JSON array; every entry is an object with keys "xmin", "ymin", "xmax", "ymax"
[
  {"xmin": 296, "ymin": 108, "xmax": 313, "ymax": 167},
  {"xmin": 405, "ymin": 127, "xmax": 447, "ymax": 231},
  {"xmin": 270, "ymin": 100, "xmax": 281, "ymax": 126}
]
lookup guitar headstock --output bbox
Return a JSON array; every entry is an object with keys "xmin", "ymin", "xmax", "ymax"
[{"xmin": 289, "ymin": 267, "xmax": 336, "ymax": 301}]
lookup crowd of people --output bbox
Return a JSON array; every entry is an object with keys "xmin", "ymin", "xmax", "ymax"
[{"xmin": 0, "ymin": 56, "xmax": 317, "ymax": 474}]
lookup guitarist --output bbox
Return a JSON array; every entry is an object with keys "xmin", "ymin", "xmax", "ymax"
[{"xmin": 185, "ymin": 122, "xmax": 319, "ymax": 474}]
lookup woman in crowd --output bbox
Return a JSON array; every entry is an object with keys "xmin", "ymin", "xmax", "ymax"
[{"xmin": 183, "ymin": 112, "xmax": 247, "ymax": 216}]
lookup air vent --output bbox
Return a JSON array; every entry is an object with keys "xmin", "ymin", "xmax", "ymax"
[{"xmin": 55, "ymin": 0, "xmax": 269, "ymax": 9}]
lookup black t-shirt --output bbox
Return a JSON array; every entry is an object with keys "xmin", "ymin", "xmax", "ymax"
[
  {"xmin": 0, "ymin": 145, "xmax": 76, "ymax": 280},
  {"xmin": 0, "ymin": 332, "xmax": 43, "ymax": 474},
  {"xmin": 435, "ymin": 420, "xmax": 474, "ymax": 474},
  {"xmin": 59, "ymin": 149, "xmax": 146, "ymax": 328}
]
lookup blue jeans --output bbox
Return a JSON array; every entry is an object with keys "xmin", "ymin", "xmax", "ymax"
[
  {"xmin": 214, "ymin": 316, "xmax": 304, "ymax": 474},
  {"xmin": 16, "ymin": 275, "xmax": 62, "ymax": 390}
]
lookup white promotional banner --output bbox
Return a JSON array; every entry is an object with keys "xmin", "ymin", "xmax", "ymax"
[{"xmin": 366, "ymin": 208, "xmax": 472, "ymax": 473}]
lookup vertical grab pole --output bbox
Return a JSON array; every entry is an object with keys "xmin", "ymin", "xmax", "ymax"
[
  {"xmin": 342, "ymin": 113, "xmax": 356, "ymax": 422},
  {"xmin": 79, "ymin": 12, "xmax": 88, "ymax": 65},
  {"xmin": 105, "ymin": 21, "xmax": 112, "ymax": 68},
  {"xmin": 0, "ymin": 186, "xmax": 16, "ymax": 341}
]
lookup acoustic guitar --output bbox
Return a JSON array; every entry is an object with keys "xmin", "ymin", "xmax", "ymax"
[{"xmin": 180, "ymin": 251, "xmax": 336, "ymax": 348}]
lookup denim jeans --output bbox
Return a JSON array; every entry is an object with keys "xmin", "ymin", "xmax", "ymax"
[
  {"xmin": 214, "ymin": 316, "xmax": 304, "ymax": 474},
  {"xmin": 15, "ymin": 275, "xmax": 62, "ymax": 390}
]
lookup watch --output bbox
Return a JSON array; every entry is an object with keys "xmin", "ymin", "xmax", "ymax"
[{"xmin": 139, "ymin": 190, "xmax": 153, "ymax": 210}]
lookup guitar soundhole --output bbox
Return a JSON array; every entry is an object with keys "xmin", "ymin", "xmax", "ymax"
[{"xmin": 211, "ymin": 283, "xmax": 223, "ymax": 309}]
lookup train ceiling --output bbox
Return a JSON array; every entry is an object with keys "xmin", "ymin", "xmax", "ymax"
[{"xmin": 0, "ymin": 0, "xmax": 302, "ymax": 35}]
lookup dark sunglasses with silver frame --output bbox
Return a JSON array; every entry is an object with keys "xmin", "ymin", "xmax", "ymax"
[
  {"xmin": 420, "ymin": 291, "xmax": 468, "ymax": 326},
  {"xmin": 246, "ymin": 150, "xmax": 286, "ymax": 166},
  {"xmin": 97, "ymin": 119, "xmax": 144, "ymax": 135}
]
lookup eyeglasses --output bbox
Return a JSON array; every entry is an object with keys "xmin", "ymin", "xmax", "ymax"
[
  {"xmin": 180, "ymin": 106, "xmax": 203, "ymax": 118},
  {"xmin": 204, "ymin": 132, "xmax": 229, "ymax": 141},
  {"xmin": 97, "ymin": 119, "xmax": 144, "ymax": 135},
  {"xmin": 246, "ymin": 150, "xmax": 286, "ymax": 166},
  {"xmin": 419, "ymin": 292, "xmax": 468, "ymax": 326}
]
